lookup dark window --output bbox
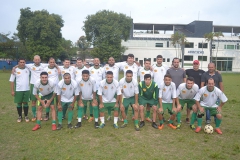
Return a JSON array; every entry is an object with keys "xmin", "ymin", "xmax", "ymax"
[
  {"xmin": 148, "ymin": 58, "xmax": 151, "ymax": 62},
  {"xmin": 155, "ymin": 43, "xmax": 163, "ymax": 47},
  {"xmin": 185, "ymin": 42, "xmax": 194, "ymax": 48},
  {"xmin": 180, "ymin": 59, "xmax": 182, "ymax": 62},
  {"xmin": 212, "ymin": 44, "xmax": 215, "ymax": 49},
  {"xmin": 167, "ymin": 58, "xmax": 170, "ymax": 62},
  {"xmin": 135, "ymin": 58, "xmax": 138, "ymax": 61},
  {"xmin": 224, "ymin": 45, "xmax": 234, "ymax": 49},
  {"xmin": 198, "ymin": 56, "xmax": 207, "ymax": 61},
  {"xmin": 167, "ymin": 41, "xmax": 169, "ymax": 48},
  {"xmin": 163, "ymin": 58, "xmax": 165, "ymax": 62},
  {"xmin": 184, "ymin": 55, "xmax": 193, "ymax": 61},
  {"xmin": 198, "ymin": 43, "xmax": 208, "ymax": 48},
  {"xmin": 154, "ymin": 58, "xmax": 156, "ymax": 62}
]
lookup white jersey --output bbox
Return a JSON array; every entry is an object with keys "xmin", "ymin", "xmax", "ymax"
[
  {"xmin": 89, "ymin": 66, "xmax": 104, "ymax": 90},
  {"xmin": 44, "ymin": 66, "xmax": 59, "ymax": 85},
  {"xmin": 138, "ymin": 67, "xmax": 153, "ymax": 82},
  {"xmin": 159, "ymin": 82, "xmax": 176, "ymax": 103},
  {"xmin": 194, "ymin": 86, "xmax": 228, "ymax": 108},
  {"xmin": 119, "ymin": 78, "xmax": 139, "ymax": 98},
  {"xmin": 98, "ymin": 79, "xmax": 121, "ymax": 103},
  {"xmin": 33, "ymin": 79, "xmax": 55, "ymax": 96},
  {"xmin": 74, "ymin": 66, "xmax": 88, "ymax": 82},
  {"xmin": 177, "ymin": 83, "xmax": 199, "ymax": 99},
  {"xmin": 152, "ymin": 64, "xmax": 169, "ymax": 88},
  {"xmin": 56, "ymin": 79, "xmax": 79, "ymax": 102},
  {"xmin": 78, "ymin": 77, "xmax": 96, "ymax": 100},
  {"xmin": 26, "ymin": 63, "xmax": 48, "ymax": 84},
  {"xmin": 59, "ymin": 66, "xmax": 76, "ymax": 80},
  {"xmin": 9, "ymin": 67, "xmax": 30, "ymax": 91},
  {"xmin": 103, "ymin": 64, "xmax": 120, "ymax": 80},
  {"xmin": 116, "ymin": 62, "xmax": 140, "ymax": 80}
]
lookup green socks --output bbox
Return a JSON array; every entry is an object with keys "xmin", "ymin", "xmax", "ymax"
[
  {"xmin": 32, "ymin": 106, "xmax": 36, "ymax": 117},
  {"xmin": 159, "ymin": 120, "xmax": 164, "ymax": 125},
  {"xmin": 134, "ymin": 119, "xmax": 139, "ymax": 125},
  {"xmin": 124, "ymin": 119, "xmax": 128, "ymax": 124},
  {"xmin": 215, "ymin": 118, "xmax": 222, "ymax": 128},
  {"xmin": 190, "ymin": 112, "xmax": 197, "ymax": 125},
  {"xmin": 169, "ymin": 120, "xmax": 173, "ymax": 124},
  {"xmin": 146, "ymin": 110, "xmax": 150, "ymax": 118},
  {"xmin": 62, "ymin": 105, "xmax": 68, "ymax": 117},
  {"xmin": 89, "ymin": 105, "xmax": 93, "ymax": 115},
  {"xmin": 197, "ymin": 117, "xmax": 203, "ymax": 127},
  {"xmin": 37, "ymin": 120, "xmax": 41, "ymax": 125},
  {"xmin": 108, "ymin": 108, "xmax": 111, "ymax": 116},
  {"xmin": 46, "ymin": 107, "xmax": 50, "ymax": 114},
  {"xmin": 52, "ymin": 120, "xmax": 56, "ymax": 124},
  {"xmin": 84, "ymin": 105, "xmax": 87, "ymax": 115},
  {"xmin": 177, "ymin": 112, "xmax": 181, "ymax": 124},
  {"xmin": 58, "ymin": 111, "xmax": 63, "ymax": 124},
  {"xmin": 78, "ymin": 106, "xmax": 83, "ymax": 118},
  {"xmin": 68, "ymin": 110, "xmax": 73, "ymax": 124},
  {"xmin": 93, "ymin": 106, "xmax": 99, "ymax": 118}
]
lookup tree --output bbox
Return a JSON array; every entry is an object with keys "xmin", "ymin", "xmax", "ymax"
[
  {"xmin": 214, "ymin": 32, "xmax": 224, "ymax": 69},
  {"xmin": 204, "ymin": 32, "xmax": 214, "ymax": 63},
  {"xmin": 83, "ymin": 10, "xmax": 132, "ymax": 63},
  {"xmin": 17, "ymin": 7, "xmax": 64, "ymax": 61},
  {"xmin": 77, "ymin": 36, "xmax": 91, "ymax": 60}
]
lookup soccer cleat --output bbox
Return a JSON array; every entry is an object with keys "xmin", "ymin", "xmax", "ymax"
[
  {"xmin": 121, "ymin": 123, "xmax": 127, "ymax": 128},
  {"xmin": 52, "ymin": 124, "xmax": 57, "ymax": 131},
  {"xmin": 186, "ymin": 118, "xmax": 190, "ymax": 124},
  {"xmin": 158, "ymin": 124, "xmax": 164, "ymax": 130},
  {"xmin": 99, "ymin": 123, "xmax": 105, "ymax": 129},
  {"xmin": 145, "ymin": 117, "xmax": 152, "ymax": 123},
  {"xmin": 57, "ymin": 124, "xmax": 62, "ymax": 130},
  {"xmin": 88, "ymin": 116, "xmax": 94, "ymax": 122},
  {"xmin": 25, "ymin": 116, "xmax": 30, "ymax": 122},
  {"xmin": 17, "ymin": 116, "xmax": 22, "ymax": 123},
  {"xmin": 107, "ymin": 116, "xmax": 112, "ymax": 121},
  {"xmin": 215, "ymin": 128, "xmax": 222, "ymax": 135},
  {"xmin": 74, "ymin": 122, "xmax": 82, "ymax": 128},
  {"xmin": 135, "ymin": 125, "xmax": 140, "ymax": 131},
  {"xmin": 68, "ymin": 123, "xmax": 73, "ymax": 129},
  {"xmin": 168, "ymin": 123, "xmax": 177, "ymax": 130},
  {"xmin": 31, "ymin": 117, "xmax": 37, "ymax": 122},
  {"xmin": 94, "ymin": 122, "xmax": 99, "ymax": 128},
  {"xmin": 206, "ymin": 120, "xmax": 211, "ymax": 124},
  {"xmin": 32, "ymin": 124, "xmax": 41, "ymax": 131},
  {"xmin": 152, "ymin": 122, "xmax": 158, "ymax": 129},
  {"xmin": 113, "ymin": 123, "xmax": 119, "ymax": 129},
  {"xmin": 44, "ymin": 115, "xmax": 49, "ymax": 121},
  {"xmin": 195, "ymin": 127, "xmax": 202, "ymax": 133},
  {"xmin": 139, "ymin": 121, "xmax": 145, "ymax": 128},
  {"xmin": 190, "ymin": 125, "xmax": 196, "ymax": 130},
  {"xmin": 177, "ymin": 124, "xmax": 181, "ymax": 129},
  {"xmin": 83, "ymin": 115, "xmax": 88, "ymax": 120}
]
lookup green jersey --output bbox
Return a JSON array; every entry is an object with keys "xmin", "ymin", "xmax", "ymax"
[{"xmin": 139, "ymin": 81, "xmax": 159, "ymax": 100}]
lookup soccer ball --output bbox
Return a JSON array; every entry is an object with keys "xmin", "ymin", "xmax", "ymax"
[{"xmin": 204, "ymin": 124, "xmax": 214, "ymax": 134}]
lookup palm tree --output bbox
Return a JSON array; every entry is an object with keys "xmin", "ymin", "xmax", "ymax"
[
  {"xmin": 214, "ymin": 32, "xmax": 224, "ymax": 69},
  {"xmin": 171, "ymin": 32, "xmax": 180, "ymax": 58},
  {"xmin": 179, "ymin": 33, "xmax": 188, "ymax": 68},
  {"xmin": 204, "ymin": 32, "xmax": 214, "ymax": 63}
]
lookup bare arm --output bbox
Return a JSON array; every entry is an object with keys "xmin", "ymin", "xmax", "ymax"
[
  {"xmin": 219, "ymin": 82, "xmax": 224, "ymax": 92},
  {"xmin": 10, "ymin": 82, "xmax": 15, "ymax": 96}
]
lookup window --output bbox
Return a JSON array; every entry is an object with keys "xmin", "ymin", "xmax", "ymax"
[
  {"xmin": 198, "ymin": 43, "xmax": 208, "ymax": 48},
  {"xmin": 163, "ymin": 58, "xmax": 165, "ymax": 62},
  {"xmin": 198, "ymin": 56, "xmax": 207, "ymax": 61},
  {"xmin": 185, "ymin": 42, "xmax": 194, "ymax": 48},
  {"xmin": 154, "ymin": 58, "xmax": 156, "ymax": 62},
  {"xmin": 167, "ymin": 58, "xmax": 170, "ymax": 62},
  {"xmin": 184, "ymin": 55, "xmax": 193, "ymax": 61},
  {"xmin": 135, "ymin": 58, "xmax": 138, "ymax": 61},
  {"xmin": 237, "ymin": 43, "xmax": 239, "ymax": 50},
  {"xmin": 224, "ymin": 45, "xmax": 234, "ymax": 49},
  {"xmin": 167, "ymin": 41, "xmax": 169, "ymax": 48},
  {"xmin": 212, "ymin": 44, "xmax": 215, "ymax": 49},
  {"xmin": 155, "ymin": 43, "xmax": 163, "ymax": 47}
]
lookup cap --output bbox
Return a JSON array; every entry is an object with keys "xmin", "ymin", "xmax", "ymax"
[{"xmin": 193, "ymin": 60, "xmax": 199, "ymax": 65}]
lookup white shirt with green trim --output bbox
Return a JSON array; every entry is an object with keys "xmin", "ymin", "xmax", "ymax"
[
  {"xmin": 116, "ymin": 62, "xmax": 140, "ymax": 80},
  {"xmin": 33, "ymin": 79, "xmax": 55, "ymax": 96},
  {"xmin": 74, "ymin": 66, "xmax": 88, "ymax": 82},
  {"xmin": 159, "ymin": 82, "xmax": 176, "ymax": 103},
  {"xmin": 44, "ymin": 66, "xmax": 59, "ymax": 85},
  {"xmin": 152, "ymin": 64, "xmax": 169, "ymax": 88},
  {"xmin": 138, "ymin": 67, "xmax": 153, "ymax": 82},
  {"xmin": 119, "ymin": 78, "xmax": 139, "ymax": 98},
  {"xmin": 89, "ymin": 66, "xmax": 104, "ymax": 90},
  {"xmin": 103, "ymin": 64, "xmax": 120, "ymax": 81},
  {"xmin": 59, "ymin": 66, "xmax": 76, "ymax": 80},
  {"xmin": 194, "ymin": 86, "xmax": 228, "ymax": 108},
  {"xmin": 98, "ymin": 79, "xmax": 121, "ymax": 103},
  {"xmin": 77, "ymin": 77, "xmax": 96, "ymax": 100},
  {"xmin": 9, "ymin": 67, "xmax": 30, "ymax": 91},
  {"xmin": 177, "ymin": 83, "xmax": 199, "ymax": 99},
  {"xmin": 56, "ymin": 79, "xmax": 79, "ymax": 103},
  {"xmin": 25, "ymin": 63, "xmax": 48, "ymax": 84}
]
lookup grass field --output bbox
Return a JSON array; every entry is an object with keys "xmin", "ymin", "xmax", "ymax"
[{"xmin": 0, "ymin": 71, "xmax": 240, "ymax": 160}]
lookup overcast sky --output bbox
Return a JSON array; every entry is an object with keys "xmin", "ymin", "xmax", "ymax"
[{"xmin": 1, "ymin": 0, "xmax": 239, "ymax": 43}]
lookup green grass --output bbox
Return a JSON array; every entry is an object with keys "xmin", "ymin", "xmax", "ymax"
[{"xmin": 0, "ymin": 71, "xmax": 240, "ymax": 160}]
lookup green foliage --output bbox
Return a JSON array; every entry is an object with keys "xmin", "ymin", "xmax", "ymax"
[
  {"xmin": 59, "ymin": 38, "xmax": 78, "ymax": 61},
  {"xmin": 76, "ymin": 36, "xmax": 91, "ymax": 60},
  {"xmin": 83, "ymin": 10, "xmax": 131, "ymax": 63},
  {"xmin": 16, "ymin": 7, "xmax": 64, "ymax": 61}
]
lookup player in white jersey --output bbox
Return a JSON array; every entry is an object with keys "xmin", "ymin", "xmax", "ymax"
[
  {"xmin": 176, "ymin": 77, "xmax": 199, "ymax": 129},
  {"xmin": 56, "ymin": 73, "xmax": 79, "ymax": 130},
  {"xmin": 74, "ymin": 58, "xmax": 88, "ymax": 82},
  {"xmin": 98, "ymin": 71, "xmax": 121, "ymax": 129},
  {"xmin": 32, "ymin": 72, "xmax": 57, "ymax": 131},
  {"xmin": 158, "ymin": 74, "xmax": 178, "ymax": 130},
  {"xmin": 88, "ymin": 58, "xmax": 104, "ymax": 122},
  {"xmin": 59, "ymin": 58, "xmax": 76, "ymax": 80},
  {"xmin": 194, "ymin": 78, "xmax": 228, "ymax": 134},
  {"xmin": 138, "ymin": 59, "xmax": 154, "ymax": 123},
  {"xmin": 75, "ymin": 70, "xmax": 99, "ymax": 129},
  {"xmin": 119, "ymin": 70, "xmax": 139, "ymax": 131},
  {"xmin": 9, "ymin": 58, "xmax": 30, "ymax": 122}
]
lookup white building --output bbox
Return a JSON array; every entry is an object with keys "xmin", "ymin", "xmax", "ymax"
[{"xmin": 122, "ymin": 20, "xmax": 240, "ymax": 72}]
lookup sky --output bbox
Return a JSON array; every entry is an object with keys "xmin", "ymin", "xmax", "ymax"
[{"xmin": 1, "ymin": 0, "xmax": 239, "ymax": 43}]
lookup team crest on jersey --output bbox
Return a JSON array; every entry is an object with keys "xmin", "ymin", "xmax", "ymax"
[
  {"xmin": 62, "ymin": 71, "xmax": 65, "ymax": 74},
  {"xmin": 204, "ymin": 94, "xmax": 208, "ymax": 97},
  {"xmin": 32, "ymin": 67, "xmax": 36, "ymax": 70},
  {"xmin": 111, "ymin": 86, "xmax": 113, "ymax": 89},
  {"xmin": 76, "ymin": 71, "xmax": 78, "ymax": 74},
  {"xmin": 123, "ymin": 85, "xmax": 127, "ymax": 88},
  {"xmin": 125, "ymin": 66, "xmax": 128, "ymax": 69},
  {"xmin": 48, "ymin": 71, "xmax": 51, "ymax": 74},
  {"xmin": 143, "ymin": 88, "xmax": 146, "ymax": 92},
  {"xmin": 62, "ymin": 88, "xmax": 66, "ymax": 91},
  {"xmin": 182, "ymin": 90, "xmax": 186, "ymax": 94},
  {"xmin": 39, "ymin": 88, "xmax": 43, "ymax": 91},
  {"xmin": 141, "ymin": 72, "xmax": 145, "ymax": 75},
  {"xmin": 154, "ymin": 69, "xmax": 157, "ymax": 72},
  {"xmin": 104, "ymin": 86, "xmax": 108, "ymax": 89},
  {"xmin": 88, "ymin": 83, "xmax": 91, "ymax": 86},
  {"xmin": 106, "ymin": 67, "xmax": 109, "ymax": 70},
  {"xmin": 91, "ymin": 71, "xmax": 94, "ymax": 74},
  {"xmin": 80, "ymin": 83, "xmax": 84, "ymax": 87},
  {"xmin": 163, "ymin": 88, "xmax": 166, "ymax": 92},
  {"xmin": 17, "ymin": 72, "xmax": 21, "ymax": 74}
]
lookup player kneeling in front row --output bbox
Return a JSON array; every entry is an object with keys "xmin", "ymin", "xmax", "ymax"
[
  {"xmin": 56, "ymin": 73, "xmax": 79, "ymax": 130},
  {"xmin": 119, "ymin": 70, "xmax": 140, "ymax": 131},
  {"xmin": 32, "ymin": 72, "xmax": 57, "ymax": 131},
  {"xmin": 194, "ymin": 78, "xmax": 228, "ymax": 134},
  {"xmin": 98, "ymin": 71, "xmax": 121, "ymax": 129},
  {"xmin": 76, "ymin": 70, "xmax": 99, "ymax": 129},
  {"xmin": 139, "ymin": 74, "xmax": 159, "ymax": 129},
  {"xmin": 158, "ymin": 74, "xmax": 177, "ymax": 130},
  {"xmin": 176, "ymin": 77, "xmax": 199, "ymax": 129}
]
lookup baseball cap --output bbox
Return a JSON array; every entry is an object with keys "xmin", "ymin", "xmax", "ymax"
[{"xmin": 193, "ymin": 60, "xmax": 199, "ymax": 65}]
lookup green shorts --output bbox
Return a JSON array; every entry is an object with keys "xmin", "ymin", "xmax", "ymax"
[
  {"xmin": 82, "ymin": 100, "xmax": 92, "ymax": 107},
  {"xmin": 61, "ymin": 102, "xmax": 72, "ymax": 109},
  {"xmin": 40, "ymin": 92, "xmax": 54, "ymax": 106},
  {"xmin": 179, "ymin": 99, "xmax": 195, "ymax": 110},
  {"xmin": 139, "ymin": 97, "xmax": 158, "ymax": 107},
  {"xmin": 160, "ymin": 103, "xmax": 175, "ymax": 114},
  {"xmin": 99, "ymin": 102, "xmax": 119, "ymax": 112},
  {"xmin": 30, "ymin": 84, "xmax": 37, "ymax": 101},
  {"xmin": 122, "ymin": 97, "xmax": 135, "ymax": 108},
  {"xmin": 199, "ymin": 106, "xmax": 220, "ymax": 116},
  {"xmin": 14, "ymin": 91, "xmax": 30, "ymax": 103}
]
